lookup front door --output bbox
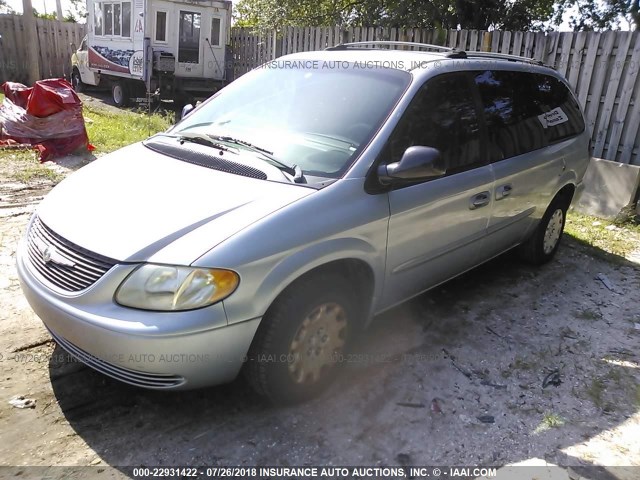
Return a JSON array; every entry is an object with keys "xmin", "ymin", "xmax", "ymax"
[
  {"xmin": 176, "ymin": 10, "xmax": 204, "ymax": 77},
  {"xmin": 382, "ymin": 72, "xmax": 494, "ymax": 307}
]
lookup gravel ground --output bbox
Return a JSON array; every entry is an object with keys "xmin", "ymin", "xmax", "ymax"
[{"xmin": 0, "ymin": 150, "xmax": 638, "ymax": 480}]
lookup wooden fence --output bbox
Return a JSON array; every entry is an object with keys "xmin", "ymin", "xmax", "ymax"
[
  {"xmin": 231, "ymin": 27, "xmax": 640, "ymax": 166},
  {"xmin": 0, "ymin": 15, "xmax": 86, "ymax": 85}
]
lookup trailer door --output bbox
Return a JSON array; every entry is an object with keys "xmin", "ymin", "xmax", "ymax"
[
  {"xmin": 176, "ymin": 9, "xmax": 204, "ymax": 77},
  {"xmin": 203, "ymin": 14, "xmax": 225, "ymax": 80}
]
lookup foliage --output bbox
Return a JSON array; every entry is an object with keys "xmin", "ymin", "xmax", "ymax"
[
  {"xmin": 555, "ymin": 0, "xmax": 639, "ymax": 30},
  {"xmin": 0, "ymin": 0, "xmax": 14, "ymax": 14},
  {"xmin": 67, "ymin": 0, "xmax": 88, "ymax": 21},
  {"xmin": 565, "ymin": 211, "xmax": 640, "ymax": 259},
  {"xmin": 233, "ymin": 0, "xmax": 557, "ymax": 31},
  {"xmin": 33, "ymin": 8, "xmax": 57, "ymax": 20}
]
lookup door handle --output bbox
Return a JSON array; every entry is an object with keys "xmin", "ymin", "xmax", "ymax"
[
  {"xmin": 469, "ymin": 191, "xmax": 491, "ymax": 210},
  {"xmin": 496, "ymin": 184, "xmax": 512, "ymax": 200}
]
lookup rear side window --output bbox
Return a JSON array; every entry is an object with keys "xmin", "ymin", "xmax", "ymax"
[
  {"xmin": 382, "ymin": 72, "xmax": 483, "ymax": 175},
  {"xmin": 474, "ymin": 70, "xmax": 584, "ymax": 162},
  {"xmin": 533, "ymin": 74, "xmax": 585, "ymax": 144}
]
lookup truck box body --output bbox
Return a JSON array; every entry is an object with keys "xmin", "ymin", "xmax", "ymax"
[{"xmin": 74, "ymin": 0, "xmax": 232, "ymax": 106}]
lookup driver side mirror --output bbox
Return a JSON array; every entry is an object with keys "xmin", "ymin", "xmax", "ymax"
[{"xmin": 377, "ymin": 146, "xmax": 445, "ymax": 185}]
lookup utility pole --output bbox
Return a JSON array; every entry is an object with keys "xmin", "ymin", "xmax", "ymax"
[
  {"xmin": 56, "ymin": 0, "xmax": 63, "ymax": 20},
  {"xmin": 22, "ymin": 0, "xmax": 41, "ymax": 85}
]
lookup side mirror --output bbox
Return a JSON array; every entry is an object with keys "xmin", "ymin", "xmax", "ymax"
[
  {"xmin": 70, "ymin": 42, "xmax": 77, "ymax": 52},
  {"xmin": 377, "ymin": 146, "xmax": 445, "ymax": 185},
  {"xmin": 180, "ymin": 103, "xmax": 195, "ymax": 119}
]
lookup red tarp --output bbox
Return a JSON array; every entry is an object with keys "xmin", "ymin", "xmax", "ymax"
[{"xmin": 0, "ymin": 79, "xmax": 94, "ymax": 162}]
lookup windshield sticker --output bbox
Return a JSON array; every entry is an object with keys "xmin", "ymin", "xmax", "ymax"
[{"xmin": 538, "ymin": 107, "xmax": 569, "ymax": 128}]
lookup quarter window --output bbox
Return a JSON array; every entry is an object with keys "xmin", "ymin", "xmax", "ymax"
[
  {"xmin": 532, "ymin": 74, "xmax": 585, "ymax": 145},
  {"xmin": 382, "ymin": 73, "xmax": 483, "ymax": 176}
]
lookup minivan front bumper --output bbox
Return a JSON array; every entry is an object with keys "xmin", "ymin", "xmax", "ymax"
[{"xmin": 16, "ymin": 236, "xmax": 260, "ymax": 390}]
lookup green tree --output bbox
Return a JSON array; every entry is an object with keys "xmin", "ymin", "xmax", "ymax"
[
  {"xmin": 0, "ymin": 0, "xmax": 15, "ymax": 14},
  {"xmin": 234, "ymin": 0, "xmax": 558, "ymax": 30},
  {"xmin": 66, "ymin": 0, "xmax": 87, "ymax": 21},
  {"xmin": 555, "ymin": 0, "xmax": 639, "ymax": 30},
  {"xmin": 33, "ymin": 8, "xmax": 56, "ymax": 19}
]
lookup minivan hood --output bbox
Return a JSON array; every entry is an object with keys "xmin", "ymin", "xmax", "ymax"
[{"xmin": 37, "ymin": 143, "xmax": 314, "ymax": 263}]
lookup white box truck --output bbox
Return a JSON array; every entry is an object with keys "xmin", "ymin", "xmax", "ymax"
[{"xmin": 71, "ymin": 0, "xmax": 232, "ymax": 108}]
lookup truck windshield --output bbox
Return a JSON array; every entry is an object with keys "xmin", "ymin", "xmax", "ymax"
[{"xmin": 170, "ymin": 63, "xmax": 411, "ymax": 179}]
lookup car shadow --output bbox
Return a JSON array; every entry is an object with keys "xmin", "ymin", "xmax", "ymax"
[{"xmin": 49, "ymin": 236, "xmax": 640, "ymax": 475}]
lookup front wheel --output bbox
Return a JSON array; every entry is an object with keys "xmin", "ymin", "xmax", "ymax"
[
  {"xmin": 111, "ymin": 80, "xmax": 130, "ymax": 107},
  {"xmin": 244, "ymin": 274, "xmax": 357, "ymax": 404},
  {"xmin": 518, "ymin": 198, "xmax": 568, "ymax": 265}
]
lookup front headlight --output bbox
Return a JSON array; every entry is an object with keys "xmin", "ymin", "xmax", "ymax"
[{"xmin": 115, "ymin": 264, "xmax": 239, "ymax": 311}]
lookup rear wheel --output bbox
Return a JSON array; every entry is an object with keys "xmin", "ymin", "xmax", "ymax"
[
  {"xmin": 518, "ymin": 197, "xmax": 569, "ymax": 265},
  {"xmin": 111, "ymin": 80, "xmax": 130, "ymax": 107},
  {"xmin": 71, "ymin": 68, "xmax": 84, "ymax": 93},
  {"xmin": 244, "ymin": 273, "xmax": 357, "ymax": 404}
]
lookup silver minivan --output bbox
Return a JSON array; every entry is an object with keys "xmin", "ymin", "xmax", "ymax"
[{"xmin": 17, "ymin": 43, "xmax": 590, "ymax": 404}]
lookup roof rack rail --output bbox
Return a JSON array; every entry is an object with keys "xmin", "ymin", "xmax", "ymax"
[
  {"xmin": 327, "ymin": 41, "xmax": 454, "ymax": 52},
  {"xmin": 446, "ymin": 50, "xmax": 545, "ymax": 66}
]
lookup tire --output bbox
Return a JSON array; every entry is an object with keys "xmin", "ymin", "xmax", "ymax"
[
  {"xmin": 244, "ymin": 273, "xmax": 358, "ymax": 404},
  {"xmin": 517, "ymin": 196, "xmax": 569, "ymax": 265},
  {"xmin": 111, "ymin": 80, "xmax": 130, "ymax": 107},
  {"xmin": 71, "ymin": 68, "xmax": 84, "ymax": 93}
]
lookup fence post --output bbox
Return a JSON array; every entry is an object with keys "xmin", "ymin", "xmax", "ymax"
[
  {"xmin": 21, "ymin": 0, "xmax": 41, "ymax": 84},
  {"xmin": 482, "ymin": 31, "xmax": 492, "ymax": 51}
]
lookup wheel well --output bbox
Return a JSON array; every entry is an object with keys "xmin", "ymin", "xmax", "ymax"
[
  {"xmin": 554, "ymin": 184, "xmax": 576, "ymax": 210},
  {"xmin": 274, "ymin": 259, "xmax": 375, "ymax": 324}
]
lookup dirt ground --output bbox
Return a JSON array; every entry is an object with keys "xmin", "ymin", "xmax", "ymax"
[{"xmin": 0, "ymin": 146, "xmax": 639, "ymax": 479}]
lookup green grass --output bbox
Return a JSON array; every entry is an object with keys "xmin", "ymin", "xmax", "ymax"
[
  {"xmin": 1, "ymin": 94, "xmax": 173, "ymax": 184},
  {"xmin": 1, "ymin": 92, "xmax": 172, "ymax": 155},
  {"xmin": 534, "ymin": 412, "xmax": 566, "ymax": 434},
  {"xmin": 83, "ymin": 104, "xmax": 173, "ymax": 153},
  {"xmin": 0, "ymin": 149, "xmax": 63, "ymax": 184},
  {"xmin": 565, "ymin": 211, "xmax": 640, "ymax": 258}
]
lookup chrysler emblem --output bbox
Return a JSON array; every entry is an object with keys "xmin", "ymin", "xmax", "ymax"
[
  {"xmin": 37, "ymin": 242, "xmax": 75, "ymax": 268},
  {"xmin": 42, "ymin": 245, "xmax": 54, "ymax": 263}
]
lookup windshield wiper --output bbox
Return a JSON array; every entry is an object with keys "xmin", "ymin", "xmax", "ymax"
[
  {"xmin": 211, "ymin": 135, "xmax": 305, "ymax": 182},
  {"xmin": 173, "ymin": 132, "xmax": 237, "ymax": 153}
]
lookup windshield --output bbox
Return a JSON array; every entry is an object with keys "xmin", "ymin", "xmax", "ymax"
[{"xmin": 170, "ymin": 63, "xmax": 411, "ymax": 179}]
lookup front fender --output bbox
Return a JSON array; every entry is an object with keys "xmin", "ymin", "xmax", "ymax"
[{"xmin": 222, "ymin": 237, "xmax": 384, "ymax": 326}]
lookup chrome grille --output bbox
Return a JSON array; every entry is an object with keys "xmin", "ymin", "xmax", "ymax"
[
  {"xmin": 26, "ymin": 215, "xmax": 117, "ymax": 292},
  {"xmin": 49, "ymin": 328, "xmax": 185, "ymax": 389}
]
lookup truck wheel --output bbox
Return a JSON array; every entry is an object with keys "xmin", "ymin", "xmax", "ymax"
[
  {"xmin": 518, "ymin": 197, "xmax": 568, "ymax": 265},
  {"xmin": 71, "ymin": 68, "xmax": 84, "ymax": 93},
  {"xmin": 112, "ymin": 81, "xmax": 130, "ymax": 107},
  {"xmin": 244, "ymin": 273, "xmax": 357, "ymax": 404}
]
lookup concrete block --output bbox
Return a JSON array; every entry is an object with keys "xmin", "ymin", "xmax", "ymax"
[{"xmin": 573, "ymin": 157, "xmax": 640, "ymax": 219}]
